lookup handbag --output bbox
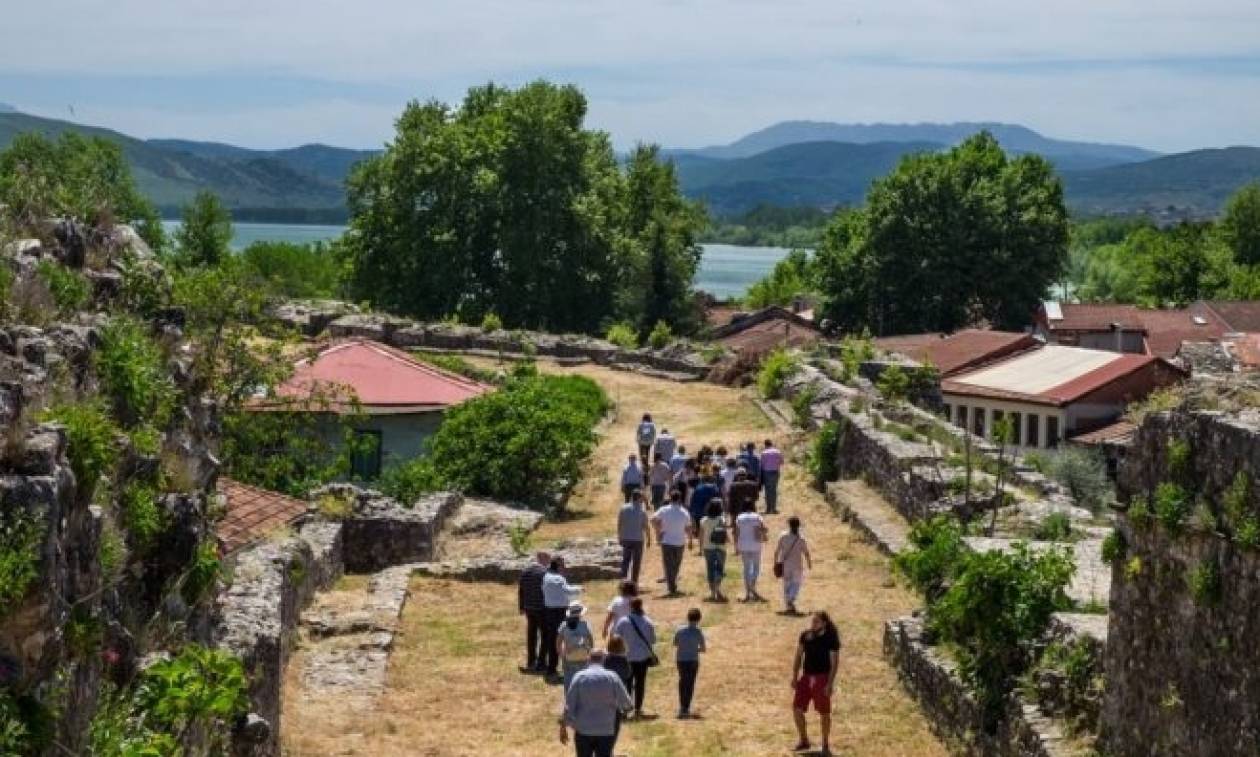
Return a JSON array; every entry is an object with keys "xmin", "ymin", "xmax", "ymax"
[
  {"xmin": 774, "ymin": 535, "xmax": 802, "ymax": 579},
  {"xmin": 628, "ymin": 615, "xmax": 660, "ymax": 667}
]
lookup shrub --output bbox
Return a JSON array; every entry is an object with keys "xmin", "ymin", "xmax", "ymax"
[
  {"xmin": 1221, "ymin": 471, "xmax": 1252, "ymax": 533},
  {"xmin": 1100, "ymin": 531, "xmax": 1126, "ymax": 565},
  {"xmin": 0, "ymin": 692, "xmax": 53, "ymax": 756},
  {"xmin": 1124, "ymin": 556, "xmax": 1143, "ymax": 581},
  {"xmin": 1125, "ymin": 386, "xmax": 1182, "ymax": 424},
  {"xmin": 647, "ymin": 320, "xmax": 672, "ymax": 349},
  {"xmin": 893, "ymin": 516, "xmax": 966, "ymax": 602},
  {"xmin": 1153, "ymin": 482, "xmax": 1190, "ymax": 532},
  {"xmin": 756, "ymin": 347, "xmax": 799, "ymax": 399},
  {"xmin": 1187, "ymin": 560, "xmax": 1222, "ymax": 606},
  {"xmin": 1166, "ymin": 438, "xmax": 1192, "ymax": 484},
  {"xmin": 807, "ymin": 420, "xmax": 842, "ymax": 487},
  {"xmin": 97, "ymin": 317, "xmax": 177, "ymax": 429},
  {"xmin": 1237, "ymin": 517, "xmax": 1260, "ymax": 549},
  {"xmin": 98, "ymin": 514, "xmax": 127, "ymax": 582},
  {"xmin": 35, "ymin": 259, "xmax": 90, "ymax": 315},
  {"xmin": 238, "ymin": 240, "xmax": 341, "ymax": 299},
  {"xmin": 875, "ymin": 364, "xmax": 910, "ymax": 404},
  {"xmin": 424, "ymin": 373, "xmax": 610, "ymax": 509},
  {"xmin": 134, "ymin": 644, "xmax": 247, "ymax": 752},
  {"xmin": 377, "ymin": 457, "xmax": 442, "ymax": 506},
  {"xmin": 0, "ymin": 265, "xmax": 11, "ymax": 321},
  {"xmin": 413, "ymin": 352, "xmax": 502, "ymax": 385},
  {"xmin": 1033, "ymin": 512, "xmax": 1073, "ymax": 542},
  {"xmin": 181, "ymin": 540, "xmax": 222, "ymax": 606},
  {"xmin": 790, "ymin": 385, "xmax": 818, "ymax": 428},
  {"xmin": 128, "ymin": 424, "xmax": 162, "ymax": 458},
  {"xmin": 1042, "ymin": 447, "xmax": 1113, "ymax": 511},
  {"xmin": 42, "ymin": 401, "xmax": 119, "ymax": 498},
  {"xmin": 1128, "ymin": 498, "xmax": 1152, "ymax": 528},
  {"xmin": 838, "ymin": 334, "xmax": 874, "ymax": 383},
  {"xmin": 604, "ymin": 322, "xmax": 639, "ymax": 350},
  {"xmin": 508, "ymin": 524, "xmax": 533, "ymax": 557},
  {"xmin": 314, "ymin": 492, "xmax": 355, "ymax": 520},
  {"xmin": 930, "ymin": 542, "xmax": 1075, "ymax": 728},
  {"xmin": 0, "ymin": 509, "xmax": 45, "ymax": 619},
  {"xmin": 119, "ymin": 482, "xmax": 165, "ymax": 550},
  {"xmin": 480, "ymin": 311, "xmax": 503, "ymax": 332}
]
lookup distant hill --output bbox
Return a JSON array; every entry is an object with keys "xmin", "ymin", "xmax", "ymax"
[
  {"xmin": 685, "ymin": 120, "xmax": 1160, "ymax": 170},
  {"xmin": 672, "ymin": 140, "xmax": 941, "ymax": 215},
  {"xmin": 1061, "ymin": 147, "xmax": 1260, "ymax": 215},
  {"xmin": 0, "ymin": 112, "xmax": 368, "ymax": 217}
]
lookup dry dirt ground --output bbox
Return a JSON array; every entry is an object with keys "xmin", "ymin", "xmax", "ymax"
[{"xmin": 283, "ymin": 362, "xmax": 945, "ymax": 757}]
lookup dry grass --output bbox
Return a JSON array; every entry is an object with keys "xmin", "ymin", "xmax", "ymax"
[{"xmin": 283, "ymin": 362, "xmax": 944, "ymax": 757}]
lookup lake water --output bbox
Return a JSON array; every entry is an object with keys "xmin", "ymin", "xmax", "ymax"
[{"xmin": 161, "ymin": 222, "xmax": 791, "ymax": 299}]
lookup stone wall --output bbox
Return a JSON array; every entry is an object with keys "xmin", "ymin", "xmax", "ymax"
[{"xmin": 315, "ymin": 485, "xmax": 462, "ymax": 573}]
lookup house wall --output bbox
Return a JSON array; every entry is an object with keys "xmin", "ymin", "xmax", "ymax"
[
  {"xmin": 940, "ymin": 393, "xmax": 1066, "ymax": 450},
  {"xmin": 313, "ymin": 411, "xmax": 446, "ymax": 472}
]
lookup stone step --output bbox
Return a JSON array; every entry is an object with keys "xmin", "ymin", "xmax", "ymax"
[{"xmin": 824, "ymin": 480, "xmax": 911, "ymax": 556}]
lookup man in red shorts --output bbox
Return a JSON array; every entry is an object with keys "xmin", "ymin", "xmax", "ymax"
[{"xmin": 790, "ymin": 611, "xmax": 841, "ymax": 755}]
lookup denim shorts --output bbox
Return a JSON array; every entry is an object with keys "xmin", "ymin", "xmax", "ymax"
[{"xmin": 703, "ymin": 548, "xmax": 726, "ymax": 583}]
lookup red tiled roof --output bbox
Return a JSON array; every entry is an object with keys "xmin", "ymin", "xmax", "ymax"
[
  {"xmin": 216, "ymin": 477, "xmax": 308, "ymax": 554},
  {"xmin": 942, "ymin": 347, "xmax": 1178, "ymax": 407},
  {"xmin": 718, "ymin": 318, "xmax": 821, "ymax": 353},
  {"xmin": 1043, "ymin": 303, "xmax": 1230, "ymax": 358},
  {"xmin": 877, "ymin": 329, "xmax": 1038, "ymax": 376},
  {"xmin": 1045, "ymin": 304, "xmax": 1147, "ymax": 332},
  {"xmin": 1042, "ymin": 354, "xmax": 1162, "ymax": 404},
  {"xmin": 1202, "ymin": 301, "xmax": 1260, "ymax": 333},
  {"xmin": 1070, "ymin": 420, "xmax": 1138, "ymax": 446},
  {"xmin": 263, "ymin": 339, "xmax": 491, "ymax": 413}
]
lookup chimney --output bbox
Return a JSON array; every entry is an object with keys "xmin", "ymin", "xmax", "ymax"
[{"xmin": 1110, "ymin": 322, "xmax": 1123, "ymax": 353}]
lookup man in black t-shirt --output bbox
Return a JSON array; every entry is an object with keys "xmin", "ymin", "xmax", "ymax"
[{"xmin": 791, "ymin": 611, "xmax": 841, "ymax": 755}]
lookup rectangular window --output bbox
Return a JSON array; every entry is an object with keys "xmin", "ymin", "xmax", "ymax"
[
  {"xmin": 1047, "ymin": 416, "xmax": 1061, "ymax": 448},
  {"xmin": 350, "ymin": 429, "xmax": 383, "ymax": 479},
  {"xmin": 1010, "ymin": 412, "xmax": 1022, "ymax": 445},
  {"xmin": 942, "ymin": 403, "xmax": 952, "ymax": 421},
  {"xmin": 1026, "ymin": 414, "xmax": 1040, "ymax": 447},
  {"xmin": 957, "ymin": 405, "xmax": 968, "ymax": 429},
  {"xmin": 973, "ymin": 407, "xmax": 986, "ymax": 438}
]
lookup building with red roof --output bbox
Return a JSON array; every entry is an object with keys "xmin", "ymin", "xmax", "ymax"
[
  {"xmin": 1034, "ymin": 301, "xmax": 1230, "ymax": 359},
  {"xmin": 250, "ymin": 339, "xmax": 492, "ymax": 477},
  {"xmin": 712, "ymin": 305, "xmax": 823, "ymax": 357},
  {"xmin": 941, "ymin": 345, "xmax": 1186, "ymax": 450},
  {"xmin": 874, "ymin": 329, "xmax": 1039, "ymax": 377},
  {"xmin": 215, "ymin": 477, "xmax": 309, "ymax": 554}
]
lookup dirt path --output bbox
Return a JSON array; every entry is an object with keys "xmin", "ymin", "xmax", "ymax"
[{"xmin": 283, "ymin": 363, "xmax": 944, "ymax": 757}]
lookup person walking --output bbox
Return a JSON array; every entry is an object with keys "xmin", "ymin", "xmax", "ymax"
[
  {"xmin": 721, "ymin": 457, "xmax": 739, "ymax": 499},
  {"xmin": 655, "ymin": 428, "xmax": 677, "ymax": 465},
  {"xmin": 559, "ymin": 649, "xmax": 634, "ymax": 757},
  {"xmin": 727, "ymin": 470, "xmax": 760, "ymax": 522},
  {"xmin": 648, "ymin": 453, "xmax": 672, "ymax": 509},
  {"xmin": 542, "ymin": 558, "xmax": 582, "ymax": 680},
  {"xmin": 737, "ymin": 442, "xmax": 761, "ymax": 484},
  {"xmin": 612, "ymin": 598, "xmax": 658, "ymax": 720},
  {"xmin": 617, "ymin": 491, "xmax": 651, "ymax": 583},
  {"xmin": 669, "ymin": 444, "xmax": 688, "ymax": 475},
  {"xmin": 620, "ymin": 453, "xmax": 644, "ymax": 502},
  {"xmin": 673, "ymin": 608, "xmax": 707, "ymax": 719},
  {"xmin": 651, "ymin": 490, "xmax": 693, "ymax": 596},
  {"xmin": 604, "ymin": 636, "xmax": 633, "ymax": 740},
  {"xmin": 791, "ymin": 612, "xmax": 842, "ymax": 755},
  {"xmin": 558, "ymin": 602, "xmax": 595, "ymax": 693},
  {"xmin": 518, "ymin": 550, "xmax": 550, "ymax": 674},
  {"xmin": 761, "ymin": 439, "xmax": 785, "ymax": 514},
  {"xmin": 698, "ymin": 500, "xmax": 729, "ymax": 602},
  {"xmin": 774, "ymin": 517, "xmax": 813, "ymax": 615},
  {"xmin": 636, "ymin": 413, "xmax": 657, "ymax": 463},
  {"xmin": 602, "ymin": 580, "xmax": 637, "ymax": 639},
  {"xmin": 688, "ymin": 473, "xmax": 719, "ymax": 532},
  {"xmin": 734, "ymin": 506, "xmax": 768, "ymax": 602}
]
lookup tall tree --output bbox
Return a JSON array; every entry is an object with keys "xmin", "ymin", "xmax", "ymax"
[
  {"xmin": 818, "ymin": 133, "xmax": 1068, "ymax": 334},
  {"xmin": 341, "ymin": 82, "xmax": 703, "ymax": 334},
  {"xmin": 1220, "ymin": 182, "xmax": 1260, "ymax": 266},
  {"xmin": 175, "ymin": 191, "xmax": 233, "ymax": 268}
]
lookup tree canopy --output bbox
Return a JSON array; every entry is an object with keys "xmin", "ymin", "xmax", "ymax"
[
  {"xmin": 340, "ymin": 81, "xmax": 706, "ymax": 334},
  {"xmin": 814, "ymin": 133, "xmax": 1069, "ymax": 334},
  {"xmin": 175, "ymin": 191, "xmax": 233, "ymax": 268}
]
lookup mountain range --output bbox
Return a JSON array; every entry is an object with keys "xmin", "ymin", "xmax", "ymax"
[{"xmin": 2, "ymin": 108, "xmax": 1258, "ymax": 220}]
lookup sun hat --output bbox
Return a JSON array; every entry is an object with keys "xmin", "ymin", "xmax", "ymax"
[{"xmin": 566, "ymin": 601, "xmax": 586, "ymax": 617}]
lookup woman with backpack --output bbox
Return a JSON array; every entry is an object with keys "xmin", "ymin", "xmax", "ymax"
[
  {"xmin": 698, "ymin": 499, "xmax": 729, "ymax": 602},
  {"xmin": 774, "ymin": 516, "xmax": 813, "ymax": 615}
]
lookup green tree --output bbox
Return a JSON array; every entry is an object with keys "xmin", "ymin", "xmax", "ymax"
[
  {"xmin": 239, "ymin": 241, "xmax": 342, "ymax": 298},
  {"xmin": 817, "ymin": 133, "xmax": 1068, "ymax": 334},
  {"xmin": 744, "ymin": 248, "xmax": 815, "ymax": 308},
  {"xmin": 1129, "ymin": 223, "xmax": 1229, "ymax": 306},
  {"xmin": 1220, "ymin": 182, "xmax": 1260, "ymax": 266},
  {"xmin": 175, "ymin": 191, "xmax": 232, "ymax": 268}
]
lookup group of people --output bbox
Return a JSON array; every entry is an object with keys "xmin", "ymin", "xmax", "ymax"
[{"xmin": 516, "ymin": 412, "xmax": 841, "ymax": 757}]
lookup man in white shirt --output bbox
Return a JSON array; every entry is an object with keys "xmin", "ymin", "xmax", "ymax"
[
  {"xmin": 650, "ymin": 490, "xmax": 694, "ymax": 596},
  {"xmin": 733, "ymin": 509, "xmax": 768, "ymax": 603},
  {"xmin": 541, "ymin": 558, "xmax": 582, "ymax": 678}
]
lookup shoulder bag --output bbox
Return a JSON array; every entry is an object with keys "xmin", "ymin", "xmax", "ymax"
[
  {"xmin": 628, "ymin": 615, "xmax": 660, "ymax": 667},
  {"xmin": 774, "ymin": 535, "xmax": 801, "ymax": 579}
]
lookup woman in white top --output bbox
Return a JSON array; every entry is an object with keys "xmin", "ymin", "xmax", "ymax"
[
  {"xmin": 602, "ymin": 580, "xmax": 638, "ymax": 638},
  {"xmin": 774, "ymin": 516, "xmax": 813, "ymax": 615},
  {"xmin": 733, "ymin": 508, "xmax": 768, "ymax": 602}
]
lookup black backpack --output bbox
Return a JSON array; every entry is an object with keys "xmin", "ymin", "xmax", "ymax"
[{"xmin": 709, "ymin": 519, "xmax": 728, "ymax": 546}]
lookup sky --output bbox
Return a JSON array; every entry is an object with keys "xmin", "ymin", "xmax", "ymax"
[{"xmin": 3, "ymin": 1, "xmax": 1260, "ymax": 153}]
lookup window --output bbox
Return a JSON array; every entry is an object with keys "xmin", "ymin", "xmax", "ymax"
[
  {"xmin": 1047, "ymin": 416, "xmax": 1060, "ymax": 448},
  {"xmin": 1010, "ymin": 412, "xmax": 1022, "ymax": 445},
  {"xmin": 942, "ymin": 403, "xmax": 952, "ymax": 421},
  {"xmin": 973, "ymin": 407, "xmax": 986, "ymax": 438},
  {"xmin": 956, "ymin": 405, "xmax": 968, "ymax": 429},
  {"xmin": 350, "ymin": 429, "xmax": 383, "ymax": 479},
  {"xmin": 1026, "ymin": 414, "xmax": 1040, "ymax": 447}
]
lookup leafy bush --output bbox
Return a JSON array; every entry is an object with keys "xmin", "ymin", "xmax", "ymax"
[
  {"xmin": 1100, "ymin": 531, "xmax": 1126, "ymax": 565},
  {"xmin": 134, "ymin": 645, "xmax": 247, "ymax": 753},
  {"xmin": 1124, "ymin": 385, "xmax": 1183, "ymax": 424},
  {"xmin": 480, "ymin": 311, "xmax": 503, "ymax": 332},
  {"xmin": 1236, "ymin": 517, "xmax": 1260, "ymax": 549},
  {"xmin": 756, "ymin": 347, "xmax": 799, "ymax": 399},
  {"xmin": 42, "ymin": 401, "xmax": 119, "ymax": 498},
  {"xmin": 647, "ymin": 320, "xmax": 672, "ymax": 349},
  {"xmin": 181, "ymin": 541, "xmax": 223, "ymax": 606},
  {"xmin": 790, "ymin": 385, "xmax": 817, "ymax": 428},
  {"xmin": 1153, "ymin": 482, "xmax": 1190, "ymax": 533},
  {"xmin": 128, "ymin": 424, "xmax": 162, "ymax": 458},
  {"xmin": 1166, "ymin": 438, "xmax": 1192, "ymax": 484},
  {"xmin": 876, "ymin": 364, "xmax": 910, "ymax": 403},
  {"xmin": 604, "ymin": 322, "xmax": 639, "ymax": 350},
  {"xmin": 508, "ymin": 524, "xmax": 533, "ymax": 557},
  {"xmin": 1221, "ymin": 471, "xmax": 1252, "ymax": 533},
  {"xmin": 1187, "ymin": 560, "xmax": 1222, "ymax": 606},
  {"xmin": 377, "ymin": 457, "xmax": 443, "ymax": 506},
  {"xmin": 424, "ymin": 373, "xmax": 610, "ymax": 508},
  {"xmin": 1033, "ymin": 512, "xmax": 1073, "ymax": 542},
  {"xmin": 0, "ymin": 509, "xmax": 45, "ymax": 619},
  {"xmin": 1128, "ymin": 498, "xmax": 1152, "ymax": 528},
  {"xmin": 36, "ymin": 259, "xmax": 90, "ymax": 315},
  {"xmin": 0, "ymin": 692, "xmax": 53, "ymax": 756},
  {"xmin": 807, "ymin": 420, "xmax": 842, "ymax": 487},
  {"xmin": 930, "ymin": 543, "xmax": 1075, "ymax": 728},
  {"xmin": 119, "ymin": 482, "xmax": 165, "ymax": 550},
  {"xmin": 893, "ymin": 516, "xmax": 966, "ymax": 602},
  {"xmin": 239, "ymin": 240, "xmax": 342, "ymax": 298},
  {"xmin": 838, "ymin": 334, "xmax": 874, "ymax": 383},
  {"xmin": 1041, "ymin": 447, "xmax": 1113, "ymax": 511},
  {"xmin": 412, "ymin": 352, "xmax": 502, "ymax": 385},
  {"xmin": 97, "ymin": 317, "xmax": 177, "ymax": 429}
]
